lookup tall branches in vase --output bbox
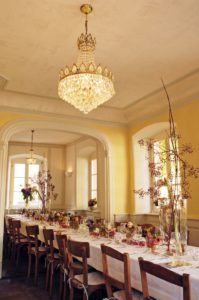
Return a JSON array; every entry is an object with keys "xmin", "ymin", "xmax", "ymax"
[
  {"xmin": 134, "ymin": 80, "xmax": 199, "ymax": 254},
  {"xmin": 35, "ymin": 169, "xmax": 58, "ymax": 213}
]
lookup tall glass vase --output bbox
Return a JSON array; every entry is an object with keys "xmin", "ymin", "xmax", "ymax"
[
  {"xmin": 159, "ymin": 199, "xmax": 187, "ymax": 255},
  {"xmin": 159, "ymin": 203, "xmax": 173, "ymax": 253},
  {"xmin": 174, "ymin": 200, "xmax": 187, "ymax": 255},
  {"xmin": 41, "ymin": 200, "xmax": 46, "ymax": 214}
]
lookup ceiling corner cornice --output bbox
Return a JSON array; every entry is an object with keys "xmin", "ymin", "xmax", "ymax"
[
  {"xmin": 0, "ymin": 90, "xmax": 127, "ymax": 128},
  {"xmin": 124, "ymin": 69, "xmax": 199, "ymax": 126}
]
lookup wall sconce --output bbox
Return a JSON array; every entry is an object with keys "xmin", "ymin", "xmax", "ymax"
[{"xmin": 65, "ymin": 170, "xmax": 73, "ymax": 177}]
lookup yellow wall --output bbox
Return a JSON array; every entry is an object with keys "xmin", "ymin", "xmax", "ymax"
[
  {"xmin": 97, "ymin": 126, "xmax": 130, "ymax": 214},
  {"xmin": 0, "ymin": 111, "xmax": 41, "ymax": 126},
  {"xmin": 129, "ymin": 100, "xmax": 199, "ymax": 218},
  {"xmin": 1, "ymin": 99, "xmax": 198, "ymax": 218}
]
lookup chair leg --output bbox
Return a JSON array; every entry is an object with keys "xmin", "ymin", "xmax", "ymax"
[
  {"xmin": 59, "ymin": 269, "xmax": 63, "ymax": 300},
  {"xmin": 34, "ymin": 255, "xmax": 39, "ymax": 284},
  {"xmin": 7, "ymin": 238, "xmax": 11, "ymax": 259},
  {"xmin": 27, "ymin": 254, "xmax": 32, "ymax": 279},
  {"xmin": 49, "ymin": 263, "xmax": 54, "ymax": 297},
  {"xmin": 63, "ymin": 281, "xmax": 66, "ymax": 300},
  {"xmin": 46, "ymin": 261, "xmax": 50, "ymax": 290},
  {"xmin": 69, "ymin": 286, "xmax": 74, "ymax": 300},
  {"xmin": 16, "ymin": 245, "xmax": 20, "ymax": 266},
  {"xmin": 11, "ymin": 243, "xmax": 16, "ymax": 262}
]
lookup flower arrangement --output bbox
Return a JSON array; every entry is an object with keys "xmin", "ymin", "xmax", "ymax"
[
  {"xmin": 145, "ymin": 226, "xmax": 161, "ymax": 246},
  {"xmin": 86, "ymin": 219, "xmax": 115, "ymax": 238},
  {"xmin": 124, "ymin": 221, "xmax": 135, "ymax": 239},
  {"xmin": 88, "ymin": 198, "xmax": 97, "ymax": 208},
  {"xmin": 33, "ymin": 169, "xmax": 58, "ymax": 212},
  {"xmin": 134, "ymin": 80, "xmax": 199, "ymax": 253},
  {"xmin": 21, "ymin": 185, "xmax": 37, "ymax": 204}
]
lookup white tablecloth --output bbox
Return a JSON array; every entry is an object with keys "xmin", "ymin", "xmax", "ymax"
[{"xmin": 7, "ymin": 214, "xmax": 199, "ymax": 300}]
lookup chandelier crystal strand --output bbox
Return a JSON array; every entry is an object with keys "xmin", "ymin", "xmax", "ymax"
[
  {"xmin": 26, "ymin": 129, "xmax": 36, "ymax": 164},
  {"xmin": 58, "ymin": 3, "xmax": 115, "ymax": 114}
]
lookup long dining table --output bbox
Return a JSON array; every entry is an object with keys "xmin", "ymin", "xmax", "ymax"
[{"xmin": 6, "ymin": 214, "xmax": 199, "ymax": 300}]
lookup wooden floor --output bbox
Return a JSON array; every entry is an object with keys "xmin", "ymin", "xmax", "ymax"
[{"xmin": 0, "ymin": 247, "xmax": 106, "ymax": 300}]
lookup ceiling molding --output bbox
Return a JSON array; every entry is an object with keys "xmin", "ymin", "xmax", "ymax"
[
  {"xmin": 124, "ymin": 69, "xmax": 199, "ymax": 124},
  {"xmin": 0, "ymin": 66, "xmax": 199, "ymax": 127},
  {"xmin": 0, "ymin": 90, "xmax": 127, "ymax": 128}
]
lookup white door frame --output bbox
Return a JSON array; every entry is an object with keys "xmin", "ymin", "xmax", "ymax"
[{"xmin": 0, "ymin": 118, "xmax": 114, "ymax": 278}]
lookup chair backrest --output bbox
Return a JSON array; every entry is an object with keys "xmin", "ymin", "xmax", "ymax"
[
  {"xmin": 12, "ymin": 219, "xmax": 22, "ymax": 243},
  {"xmin": 56, "ymin": 234, "xmax": 67, "ymax": 259},
  {"xmin": 26, "ymin": 225, "xmax": 39, "ymax": 251},
  {"xmin": 7, "ymin": 218, "xmax": 14, "ymax": 239},
  {"xmin": 67, "ymin": 239, "xmax": 90, "ymax": 285},
  {"xmin": 101, "ymin": 244, "xmax": 132, "ymax": 300},
  {"xmin": 43, "ymin": 229, "xmax": 55, "ymax": 258},
  {"xmin": 138, "ymin": 257, "xmax": 190, "ymax": 300}
]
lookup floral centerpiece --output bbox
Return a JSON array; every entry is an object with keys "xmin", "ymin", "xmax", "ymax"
[
  {"xmin": 33, "ymin": 169, "xmax": 58, "ymax": 213},
  {"xmin": 125, "ymin": 221, "xmax": 135, "ymax": 240},
  {"xmin": 88, "ymin": 198, "xmax": 97, "ymax": 209},
  {"xmin": 86, "ymin": 219, "xmax": 115, "ymax": 238},
  {"xmin": 21, "ymin": 185, "xmax": 37, "ymax": 205},
  {"xmin": 134, "ymin": 81, "xmax": 199, "ymax": 254},
  {"xmin": 145, "ymin": 226, "xmax": 161, "ymax": 251}
]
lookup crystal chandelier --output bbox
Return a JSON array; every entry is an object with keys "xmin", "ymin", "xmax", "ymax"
[
  {"xmin": 26, "ymin": 129, "xmax": 36, "ymax": 164},
  {"xmin": 58, "ymin": 4, "xmax": 115, "ymax": 114}
]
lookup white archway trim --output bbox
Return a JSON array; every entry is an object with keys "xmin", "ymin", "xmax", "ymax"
[
  {"xmin": 0, "ymin": 118, "xmax": 114, "ymax": 278},
  {"xmin": 132, "ymin": 122, "xmax": 170, "ymax": 214}
]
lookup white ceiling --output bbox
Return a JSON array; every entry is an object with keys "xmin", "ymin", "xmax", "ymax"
[
  {"xmin": 10, "ymin": 130, "xmax": 82, "ymax": 145},
  {"xmin": 0, "ymin": 0, "xmax": 199, "ymax": 123}
]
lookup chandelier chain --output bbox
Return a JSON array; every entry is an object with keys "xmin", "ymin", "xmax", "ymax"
[
  {"xmin": 85, "ymin": 14, "xmax": 88, "ymax": 35},
  {"xmin": 30, "ymin": 129, "xmax": 34, "ymax": 151}
]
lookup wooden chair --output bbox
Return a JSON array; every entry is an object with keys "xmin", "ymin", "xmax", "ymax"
[
  {"xmin": 101, "ymin": 244, "xmax": 142, "ymax": 300},
  {"xmin": 59, "ymin": 236, "xmax": 95, "ymax": 300},
  {"xmin": 138, "ymin": 257, "xmax": 190, "ymax": 300},
  {"xmin": 11, "ymin": 219, "xmax": 29, "ymax": 266},
  {"xmin": 26, "ymin": 225, "xmax": 47, "ymax": 284},
  {"xmin": 43, "ymin": 228, "xmax": 60, "ymax": 297},
  {"xmin": 56, "ymin": 234, "xmax": 68, "ymax": 300},
  {"xmin": 3, "ymin": 217, "xmax": 13, "ymax": 259},
  {"xmin": 67, "ymin": 239, "xmax": 105, "ymax": 300}
]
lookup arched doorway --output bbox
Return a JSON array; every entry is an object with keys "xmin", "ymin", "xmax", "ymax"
[{"xmin": 0, "ymin": 118, "xmax": 114, "ymax": 278}]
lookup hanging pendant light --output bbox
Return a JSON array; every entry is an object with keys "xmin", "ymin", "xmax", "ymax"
[
  {"xmin": 26, "ymin": 129, "xmax": 36, "ymax": 164},
  {"xmin": 58, "ymin": 3, "xmax": 115, "ymax": 114}
]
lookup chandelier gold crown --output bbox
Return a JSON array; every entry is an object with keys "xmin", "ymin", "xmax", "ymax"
[{"xmin": 58, "ymin": 3, "xmax": 115, "ymax": 114}]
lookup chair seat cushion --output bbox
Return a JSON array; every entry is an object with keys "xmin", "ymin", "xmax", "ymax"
[
  {"xmin": 113, "ymin": 289, "xmax": 143, "ymax": 300},
  {"xmin": 74, "ymin": 271, "xmax": 104, "ymax": 286}
]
